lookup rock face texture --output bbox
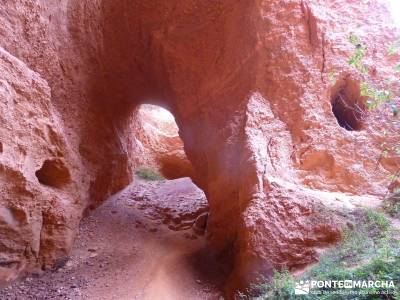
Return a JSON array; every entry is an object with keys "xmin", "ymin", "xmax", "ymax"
[
  {"xmin": 0, "ymin": 47, "xmax": 80, "ymax": 281},
  {"xmin": 0, "ymin": 0, "xmax": 399, "ymax": 296},
  {"xmin": 120, "ymin": 177, "xmax": 208, "ymax": 232},
  {"xmin": 131, "ymin": 104, "xmax": 195, "ymax": 180}
]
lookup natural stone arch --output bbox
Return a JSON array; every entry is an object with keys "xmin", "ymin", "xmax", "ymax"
[{"xmin": 72, "ymin": 2, "xmax": 343, "ymax": 293}]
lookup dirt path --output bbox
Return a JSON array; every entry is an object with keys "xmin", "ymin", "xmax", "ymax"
[{"xmin": 1, "ymin": 177, "xmax": 226, "ymax": 300}]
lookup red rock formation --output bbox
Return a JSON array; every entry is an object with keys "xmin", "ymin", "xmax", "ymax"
[
  {"xmin": 0, "ymin": 0, "xmax": 399, "ymax": 296},
  {"xmin": 131, "ymin": 104, "xmax": 195, "ymax": 180},
  {"xmin": 0, "ymin": 47, "xmax": 79, "ymax": 280}
]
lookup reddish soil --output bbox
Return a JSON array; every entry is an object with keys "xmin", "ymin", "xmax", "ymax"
[{"xmin": 0, "ymin": 177, "xmax": 226, "ymax": 300}]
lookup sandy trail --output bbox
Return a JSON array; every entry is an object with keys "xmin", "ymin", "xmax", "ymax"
[{"xmin": 1, "ymin": 177, "xmax": 226, "ymax": 300}]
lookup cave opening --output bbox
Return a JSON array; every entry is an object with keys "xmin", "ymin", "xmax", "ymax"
[
  {"xmin": 133, "ymin": 104, "xmax": 195, "ymax": 181},
  {"xmin": 331, "ymin": 89, "xmax": 364, "ymax": 131},
  {"xmin": 35, "ymin": 159, "xmax": 71, "ymax": 188},
  {"xmin": 130, "ymin": 103, "xmax": 209, "ymax": 232},
  {"xmin": 64, "ymin": 103, "xmax": 223, "ymax": 298},
  {"xmin": 66, "ymin": 103, "xmax": 224, "ymax": 296}
]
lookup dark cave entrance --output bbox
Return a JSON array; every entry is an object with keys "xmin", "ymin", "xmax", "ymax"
[
  {"xmin": 35, "ymin": 159, "xmax": 71, "ymax": 188},
  {"xmin": 331, "ymin": 86, "xmax": 365, "ymax": 131}
]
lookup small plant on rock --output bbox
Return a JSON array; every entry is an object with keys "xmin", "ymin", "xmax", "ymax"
[
  {"xmin": 255, "ymin": 270, "xmax": 296, "ymax": 300},
  {"xmin": 383, "ymin": 189, "xmax": 400, "ymax": 218},
  {"xmin": 253, "ymin": 209, "xmax": 400, "ymax": 299},
  {"xmin": 343, "ymin": 34, "xmax": 400, "ymax": 199},
  {"xmin": 135, "ymin": 168, "xmax": 164, "ymax": 181}
]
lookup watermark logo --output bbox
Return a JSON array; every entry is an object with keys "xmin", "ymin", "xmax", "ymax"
[
  {"xmin": 295, "ymin": 280, "xmax": 310, "ymax": 295},
  {"xmin": 294, "ymin": 279, "xmax": 396, "ymax": 296}
]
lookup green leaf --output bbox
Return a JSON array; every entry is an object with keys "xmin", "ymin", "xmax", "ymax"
[
  {"xmin": 349, "ymin": 34, "xmax": 361, "ymax": 46},
  {"xmin": 361, "ymin": 82, "xmax": 392, "ymax": 110},
  {"xmin": 348, "ymin": 41, "xmax": 368, "ymax": 73},
  {"xmin": 328, "ymin": 71, "xmax": 337, "ymax": 85},
  {"xmin": 388, "ymin": 39, "xmax": 400, "ymax": 55},
  {"xmin": 388, "ymin": 45, "xmax": 398, "ymax": 56}
]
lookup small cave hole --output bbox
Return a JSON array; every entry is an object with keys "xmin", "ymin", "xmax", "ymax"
[
  {"xmin": 0, "ymin": 141, "xmax": 3, "ymax": 153},
  {"xmin": 331, "ymin": 89, "xmax": 365, "ymax": 131},
  {"xmin": 35, "ymin": 159, "xmax": 71, "ymax": 188}
]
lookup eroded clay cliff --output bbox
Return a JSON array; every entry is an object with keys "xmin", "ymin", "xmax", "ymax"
[{"xmin": 0, "ymin": 0, "xmax": 399, "ymax": 296}]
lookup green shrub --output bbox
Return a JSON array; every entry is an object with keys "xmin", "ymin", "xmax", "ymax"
[
  {"xmin": 255, "ymin": 270, "xmax": 297, "ymax": 300},
  {"xmin": 383, "ymin": 192, "xmax": 400, "ymax": 218},
  {"xmin": 135, "ymin": 168, "xmax": 164, "ymax": 181},
  {"xmin": 253, "ymin": 209, "xmax": 400, "ymax": 300},
  {"xmin": 363, "ymin": 208, "xmax": 391, "ymax": 237}
]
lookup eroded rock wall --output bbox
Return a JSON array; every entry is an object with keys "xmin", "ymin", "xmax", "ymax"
[
  {"xmin": 0, "ymin": 46, "xmax": 80, "ymax": 280},
  {"xmin": 0, "ymin": 0, "xmax": 399, "ymax": 296},
  {"xmin": 0, "ymin": 0, "xmax": 127, "ymax": 281}
]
